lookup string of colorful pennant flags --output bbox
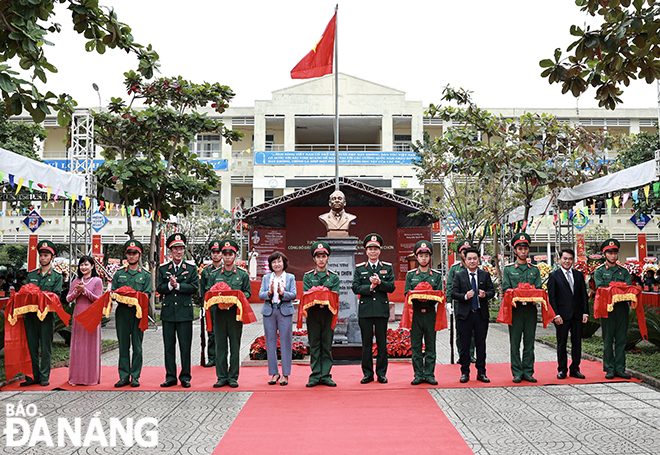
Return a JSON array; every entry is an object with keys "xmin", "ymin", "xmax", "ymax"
[
  {"xmin": 437, "ymin": 183, "xmax": 660, "ymax": 237},
  {"xmin": 0, "ymin": 171, "xmax": 171, "ymax": 234}
]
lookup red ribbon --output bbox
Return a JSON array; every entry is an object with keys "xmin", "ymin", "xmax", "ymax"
[
  {"xmin": 497, "ymin": 283, "xmax": 555, "ymax": 328},
  {"xmin": 3, "ymin": 284, "xmax": 71, "ymax": 381},
  {"xmin": 297, "ymin": 286, "xmax": 340, "ymax": 329},
  {"xmin": 76, "ymin": 286, "xmax": 150, "ymax": 333},
  {"xmin": 400, "ymin": 282, "xmax": 447, "ymax": 331},
  {"xmin": 203, "ymin": 281, "xmax": 256, "ymax": 330},
  {"xmin": 594, "ymin": 282, "xmax": 647, "ymax": 340}
]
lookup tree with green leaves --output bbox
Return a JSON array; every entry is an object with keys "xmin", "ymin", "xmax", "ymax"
[
  {"xmin": 94, "ymin": 71, "xmax": 242, "ymax": 313},
  {"xmin": 0, "ymin": 0, "xmax": 159, "ymax": 123},
  {"xmin": 541, "ymin": 0, "xmax": 660, "ymax": 110},
  {"xmin": 176, "ymin": 200, "xmax": 233, "ymax": 267},
  {"xmin": 0, "ymin": 102, "xmax": 47, "ymax": 160},
  {"xmin": 414, "ymin": 87, "xmax": 613, "ymax": 278},
  {"xmin": 613, "ymin": 130, "xmax": 659, "ymax": 170}
]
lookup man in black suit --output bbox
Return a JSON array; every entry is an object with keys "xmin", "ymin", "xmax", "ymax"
[
  {"xmin": 547, "ymin": 248, "xmax": 589, "ymax": 380},
  {"xmin": 451, "ymin": 248, "xmax": 495, "ymax": 383}
]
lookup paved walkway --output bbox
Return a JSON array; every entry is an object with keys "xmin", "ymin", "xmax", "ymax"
[{"xmin": 1, "ymin": 304, "xmax": 659, "ymax": 454}]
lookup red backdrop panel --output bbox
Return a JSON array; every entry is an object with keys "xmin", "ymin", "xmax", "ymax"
[
  {"xmin": 249, "ymin": 228, "xmax": 287, "ymax": 280},
  {"xmin": 284, "ymin": 206, "xmax": 397, "ymax": 279},
  {"xmin": 396, "ymin": 227, "xmax": 433, "ymax": 280}
]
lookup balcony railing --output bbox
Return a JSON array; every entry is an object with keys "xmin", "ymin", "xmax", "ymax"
[{"xmin": 295, "ymin": 144, "xmax": 382, "ymax": 152}]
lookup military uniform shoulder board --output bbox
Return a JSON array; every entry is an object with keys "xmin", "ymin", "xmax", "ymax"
[
  {"xmin": 407, "ymin": 268, "xmax": 417, "ymax": 274},
  {"xmin": 237, "ymin": 265, "xmax": 248, "ymax": 272},
  {"xmin": 530, "ymin": 263, "xmax": 539, "ymax": 268},
  {"xmin": 504, "ymin": 262, "xmax": 516, "ymax": 267},
  {"xmin": 160, "ymin": 261, "xmax": 171, "ymax": 267},
  {"xmin": 304, "ymin": 269, "xmax": 315, "ymax": 275},
  {"xmin": 431, "ymin": 268, "xmax": 442, "ymax": 274},
  {"xmin": 382, "ymin": 261, "xmax": 392, "ymax": 266},
  {"xmin": 595, "ymin": 263, "xmax": 607, "ymax": 269},
  {"xmin": 355, "ymin": 262, "xmax": 366, "ymax": 267},
  {"xmin": 328, "ymin": 269, "xmax": 339, "ymax": 275}
]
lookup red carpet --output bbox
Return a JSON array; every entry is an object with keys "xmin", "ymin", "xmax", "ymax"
[
  {"xmin": 212, "ymin": 389, "xmax": 472, "ymax": 455},
  {"xmin": 1, "ymin": 360, "xmax": 640, "ymax": 391}
]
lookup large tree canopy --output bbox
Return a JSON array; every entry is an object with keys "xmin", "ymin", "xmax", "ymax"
[
  {"xmin": 541, "ymin": 0, "xmax": 660, "ymax": 109},
  {"xmin": 94, "ymin": 71, "xmax": 242, "ymax": 313},
  {"xmin": 0, "ymin": 0, "xmax": 158, "ymax": 123}
]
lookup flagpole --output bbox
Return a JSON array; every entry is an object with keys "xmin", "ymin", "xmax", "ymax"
[{"xmin": 334, "ymin": 4, "xmax": 339, "ymax": 191}]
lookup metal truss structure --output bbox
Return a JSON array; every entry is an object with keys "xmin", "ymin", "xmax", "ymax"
[
  {"xmin": 554, "ymin": 189, "xmax": 575, "ymax": 253},
  {"xmin": 68, "ymin": 109, "xmax": 96, "ymax": 265},
  {"xmin": 244, "ymin": 176, "xmax": 428, "ymax": 219}
]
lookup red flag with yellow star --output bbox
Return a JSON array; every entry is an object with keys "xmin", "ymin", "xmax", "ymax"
[
  {"xmin": 291, "ymin": 13, "xmax": 336, "ymax": 79},
  {"xmin": 28, "ymin": 235, "xmax": 38, "ymax": 270}
]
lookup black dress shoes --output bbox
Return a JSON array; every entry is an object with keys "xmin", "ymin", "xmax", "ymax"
[
  {"xmin": 114, "ymin": 378, "xmax": 130, "ymax": 388},
  {"xmin": 377, "ymin": 376, "xmax": 388, "ymax": 384},
  {"xmin": 459, "ymin": 374, "xmax": 469, "ymax": 383},
  {"xmin": 160, "ymin": 380, "xmax": 177, "ymax": 388},
  {"xmin": 20, "ymin": 377, "xmax": 38, "ymax": 387},
  {"xmin": 360, "ymin": 376, "xmax": 374, "ymax": 384},
  {"xmin": 204, "ymin": 361, "xmax": 215, "ymax": 368},
  {"xmin": 557, "ymin": 371, "xmax": 567, "ymax": 379},
  {"xmin": 569, "ymin": 371, "xmax": 586, "ymax": 379},
  {"xmin": 614, "ymin": 371, "xmax": 631, "ymax": 379},
  {"xmin": 476, "ymin": 374, "xmax": 490, "ymax": 383},
  {"xmin": 181, "ymin": 380, "xmax": 191, "ymax": 388},
  {"xmin": 522, "ymin": 375, "xmax": 537, "ymax": 383}
]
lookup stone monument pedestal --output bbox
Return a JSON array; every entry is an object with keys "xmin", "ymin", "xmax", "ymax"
[{"xmin": 318, "ymin": 236, "xmax": 362, "ymax": 345}]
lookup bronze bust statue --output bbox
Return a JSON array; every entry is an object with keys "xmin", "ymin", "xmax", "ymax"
[{"xmin": 318, "ymin": 190, "xmax": 357, "ymax": 238}]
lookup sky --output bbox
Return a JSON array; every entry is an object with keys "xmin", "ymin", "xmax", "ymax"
[{"xmin": 36, "ymin": 0, "xmax": 659, "ymax": 112}]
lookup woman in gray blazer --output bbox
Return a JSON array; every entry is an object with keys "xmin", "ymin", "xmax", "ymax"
[{"xmin": 259, "ymin": 251, "xmax": 297, "ymax": 386}]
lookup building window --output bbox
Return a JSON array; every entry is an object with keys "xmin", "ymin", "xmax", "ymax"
[
  {"xmin": 196, "ymin": 134, "xmax": 222, "ymax": 158},
  {"xmin": 265, "ymin": 190, "xmax": 275, "ymax": 201},
  {"xmin": 394, "ymin": 134, "xmax": 411, "ymax": 152}
]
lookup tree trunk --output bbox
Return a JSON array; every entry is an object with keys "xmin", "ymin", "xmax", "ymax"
[{"xmin": 122, "ymin": 185, "xmax": 134, "ymax": 239}]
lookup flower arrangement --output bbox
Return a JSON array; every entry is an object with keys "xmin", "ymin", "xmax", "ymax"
[
  {"xmin": 249, "ymin": 330, "xmax": 310, "ymax": 360},
  {"xmin": 372, "ymin": 328, "xmax": 413, "ymax": 358},
  {"xmin": 623, "ymin": 260, "xmax": 642, "ymax": 276},
  {"xmin": 537, "ymin": 263, "xmax": 551, "ymax": 280}
]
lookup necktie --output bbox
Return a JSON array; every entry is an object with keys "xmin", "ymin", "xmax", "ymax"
[
  {"xmin": 372, "ymin": 263, "xmax": 377, "ymax": 271},
  {"xmin": 470, "ymin": 273, "xmax": 479, "ymax": 310},
  {"xmin": 566, "ymin": 269, "xmax": 574, "ymax": 293}
]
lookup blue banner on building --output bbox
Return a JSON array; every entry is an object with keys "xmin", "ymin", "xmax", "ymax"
[{"xmin": 254, "ymin": 151, "xmax": 415, "ymax": 166}]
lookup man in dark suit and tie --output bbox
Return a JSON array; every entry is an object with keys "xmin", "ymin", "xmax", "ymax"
[
  {"xmin": 547, "ymin": 248, "xmax": 589, "ymax": 380},
  {"xmin": 451, "ymin": 248, "xmax": 495, "ymax": 383}
]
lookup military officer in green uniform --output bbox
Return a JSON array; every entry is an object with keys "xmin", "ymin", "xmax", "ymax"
[
  {"xmin": 200, "ymin": 239, "xmax": 224, "ymax": 368},
  {"xmin": 502, "ymin": 232, "xmax": 542, "ymax": 383},
  {"xmin": 303, "ymin": 241, "xmax": 340, "ymax": 387},
  {"xmin": 21, "ymin": 240, "xmax": 62, "ymax": 387},
  {"xmin": 405, "ymin": 240, "xmax": 443, "ymax": 385},
  {"xmin": 211, "ymin": 239, "xmax": 251, "ymax": 388},
  {"xmin": 446, "ymin": 240, "xmax": 475, "ymax": 362},
  {"xmin": 352, "ymin": 233, "xmax": 396, "ymax": 384},
  {"xmin": 594, "ymin": 238, "xmax": 632, "ymax": 380},
  {"xmin": 112, "ymin": 239, "xmax": 152, "ymax": 388},
  {"xmin": 157, "ymin": 233, "xmax": 199, "ymax": 388}
]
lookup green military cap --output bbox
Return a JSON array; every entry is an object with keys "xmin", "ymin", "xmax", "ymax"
[
  {"xmin": 601, "ymin": 238, "xmax": 620, "ymax": 253},
  {"xmin": 456, "ymin": 240, "xmax": 473, "ymax": 253},
  {"xmin": 166, "ymin": 233, "xmax": 186, "ymax": 249},
  {"xmin": 414, "ymin": 240, "xmax": 433, "ymax": 255},
  {"xmin": 124, "ymin": 239, "xmax": 143, "ymax": 253},
  {"xmin": 512, "ymin": 232, "xmax": 531, "ymax": 248},
  {"xmin": 220, "ymin": 238, "xmax": 239, "ymax": 254},
  {"xmin": 311, "ymin": 241, "xmax": 331, "ymax": 257},
  {"xmin": 364, "ymin": 233, "xmax": 383, "ymax": 249},
  {"xmin": 209, "ymin": 239, "xmax": 222, "ymax": 252},
  {"xmin": 37, "ymin": 240, "xmax": 56, "ymax": 255}
]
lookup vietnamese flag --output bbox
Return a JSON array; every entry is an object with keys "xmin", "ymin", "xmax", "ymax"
[{"xmin": 291, "ymin": 13, "xmax": 336, "ymax": 79}]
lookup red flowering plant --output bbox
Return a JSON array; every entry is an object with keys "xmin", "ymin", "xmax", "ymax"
[
  {"xmin": 249, "ymin": 330, "xmax": 310, "ymax": 360},
  {"xmin": 372, "ymin": 328, "xmax": 413, "ymax": 358}
]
